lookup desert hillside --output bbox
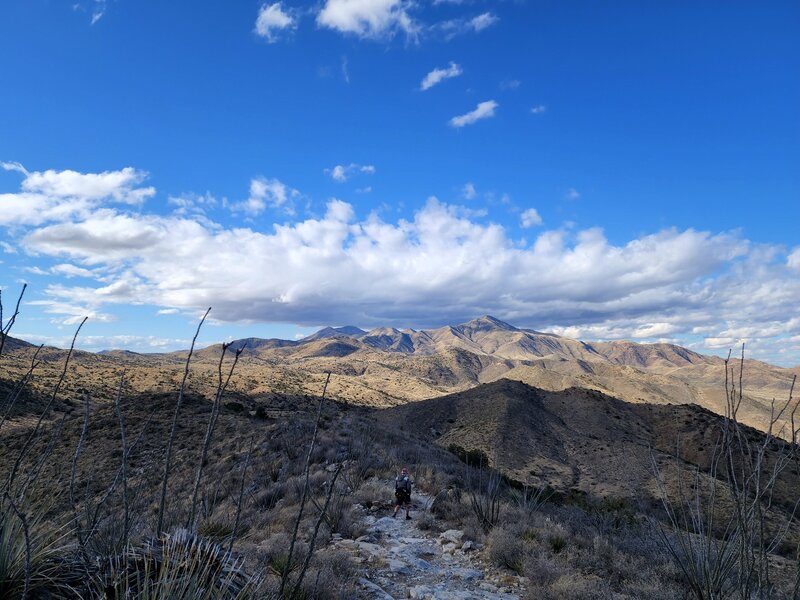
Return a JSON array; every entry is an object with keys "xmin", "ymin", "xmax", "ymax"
[
  {"xmin": 2, "ymin": 316, "xmax": 795, "ymax": 437},
  {"xmin": 2, "ymin": 316, "xmax": 799, "ymax": 598}
]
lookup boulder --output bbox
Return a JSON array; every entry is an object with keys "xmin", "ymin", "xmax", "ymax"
[{"xmin": 438, "ymin": 529, "xmax": 464, "ymax": 545}]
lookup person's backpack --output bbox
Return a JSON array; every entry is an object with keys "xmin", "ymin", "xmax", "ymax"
[{"xmin": 396, "ymin": 475, "xmax": 411, "ymax": 493}]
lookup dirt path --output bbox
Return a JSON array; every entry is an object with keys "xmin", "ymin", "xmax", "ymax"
[{"xmin": 332, "ymin": 491, "xmax": 523, "ymax": 600}]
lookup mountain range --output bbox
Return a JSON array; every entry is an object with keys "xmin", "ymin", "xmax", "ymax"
[{"xmin": 2, "ymin": 316, "xmax": 797, "ymax": 437}]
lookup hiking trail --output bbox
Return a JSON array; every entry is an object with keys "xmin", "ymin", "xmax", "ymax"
[{"xmin": 331, "ymin": 489, "xmax": 525, "ymax": 600}]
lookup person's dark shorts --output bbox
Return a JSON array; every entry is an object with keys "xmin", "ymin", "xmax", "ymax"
[{"xmin": 395, "ymin": 489, "xmax": 411, "ymax": 506}]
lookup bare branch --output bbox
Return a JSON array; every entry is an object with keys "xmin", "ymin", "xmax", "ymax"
[
  {"xmin": 280, "ymin": 372, "xmax": 331, "ymax": 597},
  {"xmin": 228, "ymin": 435, "xmax": 255, "ymax": 556},
  {"xmin": 70, "ymin": 395, "xmax": 91, "ymax": 559},
  {"xmin": 157, "ymin": 307, "xmax": 211, "ymax": 535},
  {"xmin": 6, "ymin": 317, "xmax": 87, "ymax": 493},
  {"xmin": 291, "ymin": 464, "xmax": 344, "ymax": 598},
  {"xmin": 0, "ymin": 344, "xmax": 43, "ymax": 435},
  {"xmin": 188, "ymin": 342, "xmax": 244, "ymax": 530},
  {"xmin": 114, "ymin": 371, "xmax": 130, "ymax": 548},
  {"xmin": 0, "ymin": 283, "xmax": 27, "ymax": 359}
]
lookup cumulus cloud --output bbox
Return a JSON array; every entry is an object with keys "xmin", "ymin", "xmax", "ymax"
[
  {"xmin": 255, "ymin": 3, "xmax": 296, "ymax": 42},
  {"xmin": 788, "ymin": 247, "xmax": 800, "ymax": 271},
  {"xmin": 28, "ymin": 299, "xmax": 115, "ymax": 325},
  {"xmin": 15, "ymin": 331, "xmax": 193, "ymax": 353},
  {"xmin": 325, "ymin": 163, "xmax": 376, "ymax": 182},
  {"xmin": 449, "ymin": 100, "xmax": 498, "ymax": 128},
  {"xmin": 317, "ymin": 0, "xmax": 416, "ymax": 39},
  {"xmin": 566, "ymin": 188, "xmax": 580, "ymax": 200},
  {"xmin": 17, "ymin": 166, "xmax": 153, "ymax": 203},
  {"xmin": 231, "ymin": 177, "xmax": 300, "ymax": 215},
  {"xmin": 50, "ymin": 263, "xmax": 97, "ymax": 278},
  {"xmin": 420, "ymin": 62, "xmax": 462, "ymax": 91},
  {"xmin": 4, "ymin": 163, "xmax": 800, "ymax": 364},
  {"xmin": 19, "ymin": 194, "xmax": 753, "ymax": 330},
  {"xmin": 520, "ymin": 208, "xmax": 542, "ymax": 228},
  {"xmin": 531, "ymin": 105, "xmax": 546, "ymax": 114},
  {"xmin": 0, "ymin": 164, "xmax": 155, "ymax": 226}
]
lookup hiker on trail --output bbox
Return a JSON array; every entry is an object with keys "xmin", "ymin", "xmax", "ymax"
[{"xmin": 393, "ymin": 467, "xmax": 413, "ymax": 519}]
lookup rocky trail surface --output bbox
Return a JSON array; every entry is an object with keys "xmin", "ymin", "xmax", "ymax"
[{"xmin": 331, "ymin": 491, "xmax": 525, "ymax": 600}]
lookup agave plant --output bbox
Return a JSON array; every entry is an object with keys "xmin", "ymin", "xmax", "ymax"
[
  {"xmin": 0, "ymin": 496, "xmax": 77, "ymax": 600},
  {"xmin": 95, "ymin": 529, "xmax": 255, "ymax": 600}
]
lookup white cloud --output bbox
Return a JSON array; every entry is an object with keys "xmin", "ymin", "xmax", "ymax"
[
  {"xmin": 15, "ymin": 331, "xmax": 192, "ymax": 352},
  {"xmin": 325, "ymin": 163, "xmax": 376, "ymax": 182},
  {"xmin": 631, "ymin": 322, "xmax": 680, "ymax": 338},
  {"xmin": 420, "ymin": 62, "xmax": 462, "ymax": 91},
  {"xmin": 51, "ymin": 263, "xmax": 96, "ymax": 278},
  {"xmin": 531, "ymin": 105, "xmax": 546, "ymax": 114},
  {"xmin": 566, "ymin": 188, "xmax": 580, "ymax": 200},
  {"xmin": 462, "ymin": 182, "xmax": 477, "ymax": 200},
  {"xmin": 28, "ymin": 299, "xmax": 115, "ymax": 325},
  {"xmin": 255, "ymin": 3, "xmax": 296, "ymax": 42},
  {"xmin": 19, "ymin": 196, "xmax": 754, "ymax": 331},
  {"xmin": 341, "ymin": 55, "xmax": 350, "ymax": 82},
  {"xmin": 231, "ymin": 177, "xmax": 299, "ymax": 215},
  {"xmin": 0, "ymin": 164, "xmax": 155, "ymax": 226},
  {"xmin": 438, "ymin": 11, "xmax": 498, "ymax": 38},
  {"xmin": 520, "ymin": 208, "xmax": 542, "ymax": 228},
  {"xmin": 7, "ymin": 163, "xmax": 153, "ymax": 203},
  {"xmin": 91, "ymin": 0, "xmax": 106, "ymax": 25},
  {"xmin": 449, "ymin": 100, "xmax": 498, "ymax": 128},
  {"xmin": 1, "ymin": 241, "xmax": 17, "ymax": 254},
  {"xmin": 788, "ymin": 247, "xmax": 800, "ymax": 271},
  {"xmin": 0, "ymin": 161, "xmax": 28, "ymax": 175},
  {"xmin": 704, "ymin": 336, "xmax": 741, "ymax": 349},
  {"xmin": 5, "ymin": 164, "xmax": 800, "ymax": 364},
  {"xmin": 469, "ymin": 12, "xmax": 498, "ymax": 31},
  {"xmin": 317, "ymin": 0, "xmax": 416, "ymax": 39}
]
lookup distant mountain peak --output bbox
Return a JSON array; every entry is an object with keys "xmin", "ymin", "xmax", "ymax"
[
  {"xmin": 303, "ymin": 325, "xmax": 366, "ymax": 342},
  {"xmin": 461, "ymin": 315, "xmax": 518, "ymax": 331}
]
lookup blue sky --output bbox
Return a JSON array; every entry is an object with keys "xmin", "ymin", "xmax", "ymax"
[{"xmin": 1, "ymin": 0, "xmax": 798, "ymax": 365}]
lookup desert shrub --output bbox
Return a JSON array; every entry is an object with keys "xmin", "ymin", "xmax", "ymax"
[
  {"xmin": 549, "ymin": 534, "xmax": 566, "ymax": 554},
  {"xmin": 415, "ymin": 511, "xmax": 440, "ymax": 532},
  {"xmin": 620, "ymin": 568, "xmax": 685, "ymax": 600},
  {"xmin": 430, "ymin": 486, "xmax": 468, "ymax": 523},
  {"xmin": 548, "ymin": 573, "xmax": 613, "ymax": 599},
  {"xmin": 353, "ymin": 479, "xmax": 392, "ymax": 509},
  {"xmin": 447, "ymin": 444, "xmax": 489, "ymax": 468},
  {"xmin": 317, "ymin": 486, "xmax": 363, "ymax": 540},
  {"xmin": 467, "ymin": 466, "xmax": 503, "ymax": 532},
  {"xmin": 510, "ymin": 484, "xmax": 552, "ymax": 516},
  {"xmin": 523, "ymin": 552, "xmax": 563, "ymax": 588},
  {"xmin": 198, "ymin": 519, "xmax": 234, "ymax": 542},
  {"xmin": 252, "ymin": 484, "xmax": 285, "ymax": 512},
  {"xmin": 299, "ymin": 548, "xmax": 357, "ymax": 600},
  {"xmin": 488, "ymin": 526, "xmax": 526, "ymax": 574}
]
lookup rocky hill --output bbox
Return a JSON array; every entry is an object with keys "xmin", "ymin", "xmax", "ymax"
[{"xmin": 2, "ymin": 316, "xmax": 796, "ymax": 437}]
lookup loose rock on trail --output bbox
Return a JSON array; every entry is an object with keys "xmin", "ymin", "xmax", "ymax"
[{"xmin": 331, "ymin": 491, "xmax": 524, "ymax": 600}]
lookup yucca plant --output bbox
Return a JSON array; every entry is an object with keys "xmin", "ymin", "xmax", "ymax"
[
  {"xmin": 95, "ymin": 529, "xmax": 255, "ymax": 600},
  {"xmin": 0, "ymin": 496, "xmax": 76, "ymax": 600}
]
